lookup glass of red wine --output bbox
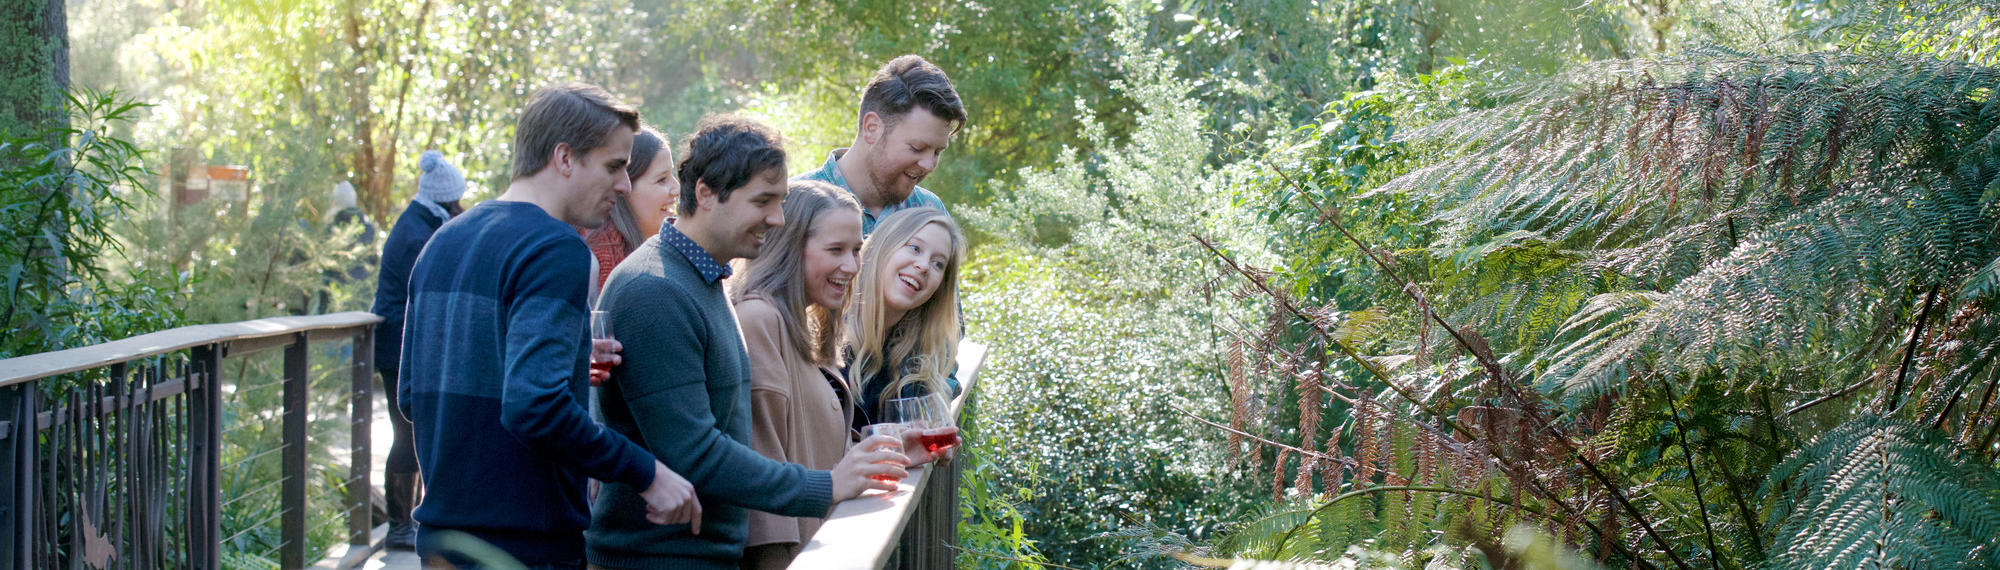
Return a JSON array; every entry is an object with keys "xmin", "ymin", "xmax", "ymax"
[
  {"xmin": 589, "ymin": 310, "xmax": 614, "ymax": 386},
  {"xmin": 858, "ymin": 423, "xmax": 907, "ymax": 484},
  {"xmin": 916, "ymin": 392, "xmax": 959, "ymax": 456}
]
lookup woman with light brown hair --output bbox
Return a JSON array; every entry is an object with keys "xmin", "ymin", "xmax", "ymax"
[
  {"xmin": 733, "ymin": 180, "xmax": 867, "ymax": 568},
  {"xmin": 844, "ymin": 207, "xmax": 965, "ymax": 430}
]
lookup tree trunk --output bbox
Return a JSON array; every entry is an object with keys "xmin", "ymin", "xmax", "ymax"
[
  {"xmin": 0, "ymin": 0, "xmax": 69, "ymax": 137},
  {"xmin": 1, "ymin": 0, "xmax": 70, "ymax": 286}
]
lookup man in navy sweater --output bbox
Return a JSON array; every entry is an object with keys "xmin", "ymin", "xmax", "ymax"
[{"xmin": 400, "ymin": 83, "xmax": 699, "ymax": 569}]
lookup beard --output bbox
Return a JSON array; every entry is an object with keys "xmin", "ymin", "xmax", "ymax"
[{"xmin": 864, "ymin": 153, "xmax": 920, "ymax": 205}]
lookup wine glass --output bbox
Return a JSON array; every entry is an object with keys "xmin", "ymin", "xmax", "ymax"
[
  {"xmin": 589, "ymin": 310, "xmax": 614, "ymax": 386},
  {"xmin": 922, "ymin": 392, "xmax": 953, "ymax": 427},
  {"xmin": 887, "ymin": 396, "xmax": 931, "ymax": 430},
  {"xmin": 916, "ymin": 392, "xmax": 959, "ymax": 456},
  {"xmin": 858, "ymin": 423, "xmax": 907, "ymax": 484}
]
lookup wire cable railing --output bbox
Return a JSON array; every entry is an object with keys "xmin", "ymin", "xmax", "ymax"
[{"xmin": 0, "ymin": 312, "xmax": 381, "ymax": 569}]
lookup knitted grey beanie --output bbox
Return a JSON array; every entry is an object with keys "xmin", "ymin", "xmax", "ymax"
[{"xmin": 415, "ymin": 150, "xmax": 466, "ymax": 205}]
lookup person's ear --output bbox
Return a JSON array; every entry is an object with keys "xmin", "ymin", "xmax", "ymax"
[
  {"xmin": 860, "ymin": 112, "xmax": 884, "ymax": 146},
  {"xmin": 551, "ymin": 143, "xmax": 575, "ymax": 178},
  {"xmin": 695, "ymin": 181, "xmax": 718, "ymax": 214}
]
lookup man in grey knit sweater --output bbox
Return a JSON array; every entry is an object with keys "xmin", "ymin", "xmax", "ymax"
[{"xmin": 587, "ymin": 115, "xmax": 910, "ymax": 568}]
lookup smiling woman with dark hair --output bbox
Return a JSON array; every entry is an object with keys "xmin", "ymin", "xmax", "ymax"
[{"xmin": 583, "ymin": 125, "xmax": 679, "ymax": 289}]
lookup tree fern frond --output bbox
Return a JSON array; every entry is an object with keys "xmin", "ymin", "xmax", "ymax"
[
  {"xmin": 1762, "ymin": 416, "xmax": 2000, "ymax": 569},
  {"xmin": 1382, "ymin": 53, "xmax": 2000, "ymax": 398},
  {"xmin": 1536, "ymin": 292, "xmax": 1662, "ymax": 404},
  {"xmin": 1208, "ymin": 498, "xmax": 1356, "ymax": 561},
  {"xmin": 1959, "ymin": 255, "xmax": 2000, "ymax": 301}
]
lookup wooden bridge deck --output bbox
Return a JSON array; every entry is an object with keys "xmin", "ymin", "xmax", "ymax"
[{"xmin": 312, "ymin": 390, "xmax": 420, "ymax": 570}]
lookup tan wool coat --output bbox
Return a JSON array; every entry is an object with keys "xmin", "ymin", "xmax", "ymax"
[{"xmin": 735, "ymin": 293, "xmax": 854, "ymax": 567}]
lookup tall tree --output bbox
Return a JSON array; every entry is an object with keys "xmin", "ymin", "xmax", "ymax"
[{"xmin": 0, "ymin": 0, "xmax": 67, "ymax": 136}]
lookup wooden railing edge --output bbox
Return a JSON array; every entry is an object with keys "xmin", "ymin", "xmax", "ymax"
[
  {"xmin": 0, "ymin": 311, "xmax": 383, "ymax": 387},
  {"xmin": 789, "ymin": 338, "xmax": 988, "ymax": 570}
]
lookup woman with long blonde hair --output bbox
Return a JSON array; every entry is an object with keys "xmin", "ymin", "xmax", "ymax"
[{"xmin": 844, "ymin": 207, "xmax": 966, "ymax": 429}]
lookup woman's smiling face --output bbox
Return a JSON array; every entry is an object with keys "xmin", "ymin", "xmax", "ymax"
[
  {"xmin": 627, "ymin": 146, "xmax": 679, "ymax": 238},
  {"xmin": 802, "ymin": 212, "xmax": 863, "ymax": 310},
  {"xmin": 878, "ymin": 222, "xmax": 954, "ymax": 314}
]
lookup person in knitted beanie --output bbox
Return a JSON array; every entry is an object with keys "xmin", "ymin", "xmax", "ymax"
[
  {"xmin": 413, "ymin": 150, "xmax": 468, "ymax": 219},
  {"xmin": 368, "ymin": 149, "xmax": 466, "ymax": 550}
]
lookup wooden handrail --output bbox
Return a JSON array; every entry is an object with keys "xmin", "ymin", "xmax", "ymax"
[
  {"xmin": 2, "ymin": 310, "xmax": 381, "ymax": 569},
  {"xmin": 789, "ymin": 339, "xmax": 987, "ymax": 570},
  {"xmin": 0, "ymin": 311, "xmax": 382, "ymax": 387}
]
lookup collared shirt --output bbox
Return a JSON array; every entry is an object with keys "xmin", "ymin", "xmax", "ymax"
[
  {"xmin": 656, "ymin": 223, "xmax": 732, "ymax": 283},
  {"xmin": 793, "ymin": 148, "xmax": 949, "ymax": 235}
]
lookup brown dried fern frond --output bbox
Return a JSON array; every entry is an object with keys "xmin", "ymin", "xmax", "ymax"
[{"xmin": 1226, "ymin": 339, "xmax": 1251, "ymax": 464}]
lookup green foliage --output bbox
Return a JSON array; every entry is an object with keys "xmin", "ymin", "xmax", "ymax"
[
  {"xmin": 54, "ymin": 0, "xmax": 2000, "ymax": 567},
  {"xmin": 0, "ymin": 88, "xmax": 186, "ymax": 362},
  {"xmin": 955, "ymin": 7, "xmax": 1276, "ymax": 566},
  {"xmin": 1764, "ymin": 416, "xmax": 2000, "ymax": 568},
  {"xmin": 72, "ymin": 0, "xmax": 658, "ymax": 220},
  {"xmin": 1382, "ymin": 52, "xmax": 2000, "ymax": 402},
  {"xmin": 955, "ymin": 396, "xmax": 1053, "ymax": 569},
  {"xmin": 1194, "ymin": 0, "xmax": 2000, "ymax": 567},
  {"xmin": 212, "ymin": 345, "xmax": 376, "ymax": 566}
]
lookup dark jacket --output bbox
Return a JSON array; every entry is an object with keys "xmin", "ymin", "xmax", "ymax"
[{"xmin": 369, "ymin": 201, "xmax": 446, "ymax": 373}]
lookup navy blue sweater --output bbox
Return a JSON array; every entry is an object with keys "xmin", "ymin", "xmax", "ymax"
[
  {"xmin": 399, "ymin": 201, "xmax": 657, "ymax": 564},
  {"xmin": 369, "ymin": 200, "xmax": 446, "ymax": 373}
]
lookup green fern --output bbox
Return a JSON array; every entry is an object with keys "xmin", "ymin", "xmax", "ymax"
[
  {"xmin": 1376, "ymin": 53, "xmax": 2000, "ymax": 402},
  {"xmin": 1762, "ymin": 415, "xmax": 2000, "ymax": 568}
]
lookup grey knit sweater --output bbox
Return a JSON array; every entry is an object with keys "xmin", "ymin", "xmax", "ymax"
[{"xmin": 585, "ymin": 229, "xmax": 834, "ymax": 569}]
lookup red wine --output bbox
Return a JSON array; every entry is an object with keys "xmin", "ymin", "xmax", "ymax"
[
  {"xmin": 589, "ymin": 360, "xmax": 613, "ymax": 386},
  {"xmin": 919, "ymin": 432, "xmax": 960, "ymax": 455}
]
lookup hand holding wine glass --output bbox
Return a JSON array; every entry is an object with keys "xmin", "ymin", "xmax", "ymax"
[
  {"xmin": 916, "ymin": 392, "xmax": 959, "ymax": 461},
  {"xmin": 832, "ymin": 424, "xmax": 909, "ymax": 500},
  {"xmin": 589, "ymin": 310, "xmax": 619, "ymax": 386},
  {"xmin": 888, "ymin": 395, "xmax": 958, "ymax": 464}
]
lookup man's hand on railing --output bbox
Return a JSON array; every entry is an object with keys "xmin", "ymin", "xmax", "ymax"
[
  {"xmin": 832, "ymin": 434, "xmax": 910, "ymax": 501},
  {"xmin": 643, "ymin": 460, "xmax": 702, "ymax": 533}
]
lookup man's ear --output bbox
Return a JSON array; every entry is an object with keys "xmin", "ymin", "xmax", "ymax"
[
  {"xmin": 551, "ymin": 142, "xmax": 576, "ymax": 178},
  {"xmin": 694, "ymin": 180, "xmax": 718, "ymax": 214},
  {"xmin": 859, "ymin": 112, "xmax": 884, "ymax": 146}
]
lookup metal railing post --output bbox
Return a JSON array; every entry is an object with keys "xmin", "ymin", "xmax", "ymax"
[
  {"xmin": 348, "ymin": 329, "xmax": 373, "ymax": 551},
  {"xmin": 282, "ymin": 333, "xmax": 310, "ymax": 569},
  {"xmin": 189, "ymin": 345, "xmax": 222, "ymax": 569},
  {"xmin": 0, "ymin": 383, "xmax": 36, "ymax": 569}
]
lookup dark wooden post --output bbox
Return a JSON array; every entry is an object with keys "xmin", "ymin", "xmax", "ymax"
[
  {"xmin": 0, "ymin": 383, "xmax": 36, "ymax": 568},
  {"xmin": 281, "ymin": 333, "xmax": 310, "ymax": 569},
  {"xmin": 188, "ymin": 345, "xmax": 222, "ymax": 569},
  {"xmin": 348, "ymin": 329, "xmax": 373, "ymax": 550}
]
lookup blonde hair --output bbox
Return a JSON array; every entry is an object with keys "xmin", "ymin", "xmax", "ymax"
[
  {"xmin": 735, "ymin": 181, "xmax": 861, "ymax": 367},
  {"xmin": 845, "ymin": 208, "xmax": 965, "ymax": 407}
]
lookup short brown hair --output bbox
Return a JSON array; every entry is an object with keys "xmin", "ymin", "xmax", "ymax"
[
  {"xmin": 858, "ymin": 55, "xmax": 967, "ymax": 133},
  {"xmin": 510, "ymin": 83, "xmax": 641, "ymax": 179},
  {"xmin": 676, "ymin": 114, "xmax": 787, "ymax": 217}
]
